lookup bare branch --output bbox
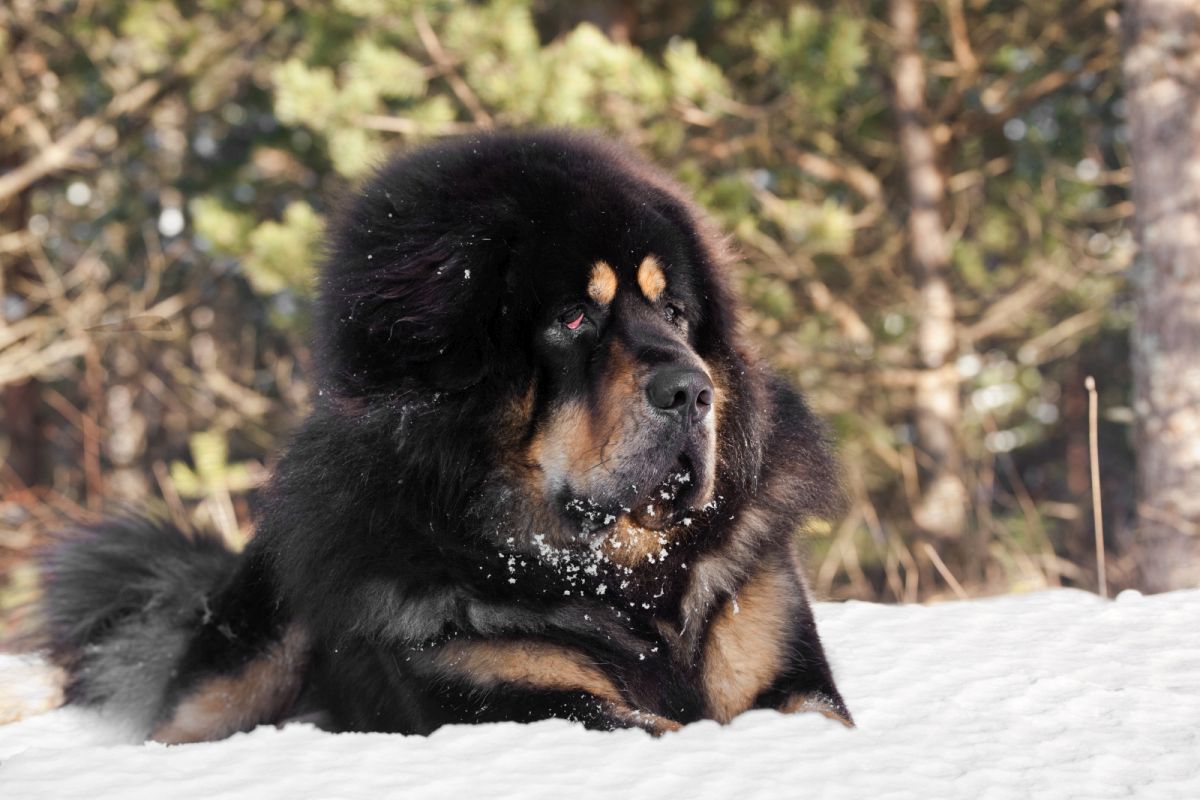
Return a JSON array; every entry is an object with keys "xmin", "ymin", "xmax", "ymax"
[
  {"xmin": 958, "ymin": 50, "xmax": 1115, "ymax": 139},
  {"xmin": 357, "ymin": 114, "xmax": 476, "ymax": 137},
  {"xmin": 412, "ymin": 9, "xmax": 494, "ymax": 128},
  {"xmin": 0, "ymin": 8, "xmax": 282, "ymax": 207},
  {"xmin": 941, "ymin": 0, "xmax": 979, "ymax": 74},
  {"xmin": 790, "ymin": 149, "xmax": 884, "ymax": 204},
  {"xmin": 963, "ymin": 261, "xmax": 1083, "ymax": 343}
]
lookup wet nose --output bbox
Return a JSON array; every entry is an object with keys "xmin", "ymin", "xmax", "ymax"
[{"xmin": 646, "ymin": 366, "xmax": 714, "ymax": 422}]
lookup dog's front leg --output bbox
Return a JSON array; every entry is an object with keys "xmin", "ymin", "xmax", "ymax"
[{"xmin": 699, "ymin": 549, "xmax": 853, "ymax": 727}]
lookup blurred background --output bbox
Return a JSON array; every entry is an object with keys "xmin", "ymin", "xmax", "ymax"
[{"xmin": 3, "ymin": 0, "xmax": 1198, "ymax": 637}]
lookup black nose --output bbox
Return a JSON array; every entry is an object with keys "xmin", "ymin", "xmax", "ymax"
[{"xmin": 646, "ymin": 366, "xmax": 714, "ymax": 422}]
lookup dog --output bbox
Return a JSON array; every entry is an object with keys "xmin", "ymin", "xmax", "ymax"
[{"xmin": 37, "ymin": 130, "xmax": 851, "ymax": 741}]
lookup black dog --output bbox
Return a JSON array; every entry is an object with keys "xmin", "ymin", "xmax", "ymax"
[{"xmin": 38, "ymin": 131, "xmax": 850, "ymax": 741}]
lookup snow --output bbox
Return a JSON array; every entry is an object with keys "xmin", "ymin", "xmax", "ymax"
[{"xmin": 2, "ymin": 588, "xmax": 1198, "ymax": 799}]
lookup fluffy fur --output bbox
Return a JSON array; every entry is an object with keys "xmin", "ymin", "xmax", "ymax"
[{"xmin": 38, "ymin": 130, "xmax": 850, "ymax": 741}]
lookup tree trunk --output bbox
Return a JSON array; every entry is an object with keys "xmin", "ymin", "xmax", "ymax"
[
  {"xmin": 1123, "ymin": 0, "xmax": 1200, "ymax": 591},
  {"xmin": 889, "ymin": 0, "xmax": 969, "ymax": 541}
]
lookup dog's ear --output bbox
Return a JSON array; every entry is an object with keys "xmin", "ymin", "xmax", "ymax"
[{"xmin": 316, "ymin": 179, "xmax": 515, "ymax": 397}]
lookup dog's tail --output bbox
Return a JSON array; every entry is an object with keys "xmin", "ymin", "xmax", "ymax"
[{"xmin": 37, "ymin": 515, "xmax": 238, "ymax": 735}]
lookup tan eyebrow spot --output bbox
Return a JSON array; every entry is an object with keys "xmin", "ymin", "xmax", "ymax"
[
  {"xmin": 588, "ymin": 260, "xmax": 618, "ymax": 306},
  {"xmin": 637, "ymin": 254, "xmax": 667, "ymax": 302}
]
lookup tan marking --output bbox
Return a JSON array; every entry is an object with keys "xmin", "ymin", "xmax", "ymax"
[
  {"xmin": 637, "ymin": 254, "xmax": 667, "ymax": 302},
  {"xmin": 779, "ymin": 693, "xmax": 855, "ymax": 728},
  {"xmin": 652, "ymin": 618, "xmax": 689, "ymax": 670},
  {"xmin": 525, "ymin": 401, "xmax": 595, "ymax": 505},
  {"xmin": 437, "ymin": 639, "xmax": 623, "ymax": 703},
  {"xmin": 707, "ymin": 358, "xmax": 726, "ymax": 435},
  {"xmin": 692, "ymin": 359, "xmax": 720, "ymax": 507},
  {"xmin": 524, "ymin": 342, "xmax": 641, "ymax": 547},
  {"xmin": 597, "ymin": 342, "xmax": 642, "ymax": 429},
  {"xmin": 511, "ymin": 383, "xmax": 536, "ymax": 424},
  {"xmin": 521, "ymin": 398, "xmax": 609, "ymax": 550},
  {"xmin": 702, "ymin": 561, "xmax": 794, "ymax": 723},
  {"xmin": 677, "ymin": 507, "xmax": 768, "ymax": 656},
  {"xmin": 526, "ymin": 345, "xmax": 637, "ymax": 479},
  {"xmin": 588, "ymin": 260, "xmax": 618, "ymax": 306},
  {"xmin": 435, "ymin": 639, "xmax": 680, "ymax": 735},
  {"xmin": 497, "ymin": 383, "xmax": 537, "ymax": 451},
  {"xmin": 151, "ymin": 626, "xmax": 309, "ymax": 744},
  {"xmin": 600, "ymin": 516, "xmax": 672, "ymax": 567},
  {"xmin": 610, "ymin": 706, "xmax": 683, "ymax": 736}
]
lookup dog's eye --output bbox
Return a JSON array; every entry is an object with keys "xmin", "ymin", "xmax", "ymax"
[
  {"xmin": 560, "ymin": 307, "xmax": 586, "ymax": 330},
  {"xmin": 664, "ymin": 304, "xmax": 683, "ymax": 325}
]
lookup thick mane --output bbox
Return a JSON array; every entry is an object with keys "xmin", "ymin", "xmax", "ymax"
[{"xmin": 314, "ymin": 131, "xmax": 745, "ymax": 398}]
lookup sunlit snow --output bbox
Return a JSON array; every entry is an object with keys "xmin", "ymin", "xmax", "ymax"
[{"xmin": 2, "ymin": 588, "xmax": 1197, "ymax": 799}]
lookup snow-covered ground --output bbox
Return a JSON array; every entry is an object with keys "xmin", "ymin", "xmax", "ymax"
[{"xmin": 2, "ymin": 588, "xmax": 1197, "ymax": 799}]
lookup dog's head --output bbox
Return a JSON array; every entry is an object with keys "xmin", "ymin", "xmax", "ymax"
[
  {"xmin": 318, "ymin": 132, "xmax": 764, "ymax": 555},
  {"xmin": 523, "ymin": 251, "xmax": 718, "ymax": 533}
]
